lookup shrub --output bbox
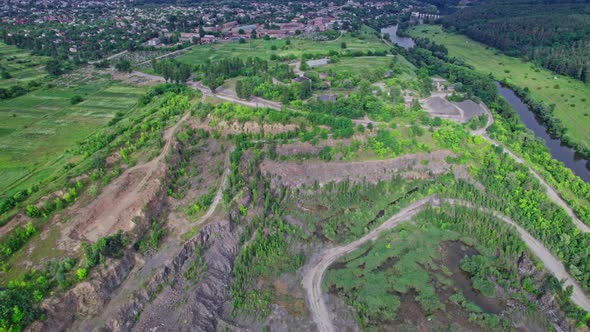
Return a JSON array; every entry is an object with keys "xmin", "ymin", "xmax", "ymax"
[
  {"xmin": 76, "ymin": 268, "xmax": 88, "ymax": 280},
  {"xmin": 70, "ymin": 95, "xmax": 84, "ymax": 105},
  {"xmin": 25, "ymin": 205, "xmax": 41, "ymax": 218}
]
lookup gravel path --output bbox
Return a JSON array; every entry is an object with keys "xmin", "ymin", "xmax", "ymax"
[
  {"xmin": 474, "ymin": 104, "xmax": 590, "ymax": 233},
  {"xmin": 302, "ymin": 196, "xmax": 590, "ymax": 332}
]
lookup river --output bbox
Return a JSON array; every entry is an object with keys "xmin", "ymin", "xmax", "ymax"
[
  {"xmin": 494, "ymin": 82, "xmax": 590, "ymax": 182},
  {"xmin": 381, "ymin": 25, "xmax": 415, "ymax": 49}
]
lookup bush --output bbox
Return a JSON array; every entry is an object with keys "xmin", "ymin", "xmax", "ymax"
[
  {"xmin": 25, "ymin": 205, "xmax": 41, "ymax": 218},
  {"xmin": 76, "ymin": 268, "xmax": 88, "ymax": 280},
  {"xmin": 82, "ymin": 231, "xmax": 128, "ymax": 268},
  {"xmin": 70, "ymin": 95, "xmax": 84, "ymax": 105}
]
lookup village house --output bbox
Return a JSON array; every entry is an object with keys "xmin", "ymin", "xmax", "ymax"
[
  {"xmin": 145, "ymin": 37, "xmax": 161, "ymax": 46},
  {"xmin": 200, "ymin": 35, "xmax": 217, "ymax": 44},
  {"xmin": 179, "ymin": 32, "xmax": 200, "ymax": 43},
  {"xmin": 307, "ymin": 58, "xmax": 329, "ymax": 68},
  {"xmin": 319, "ymin": 94, "xmax": 337, "ymax": 102}
]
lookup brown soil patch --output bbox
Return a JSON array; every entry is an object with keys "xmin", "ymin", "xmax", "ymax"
[
  {"xmin": 274, "ymin": 135, "xmax": 366, "ymax": 157},
  {"xmin": 63, "ymin": 113, "xmax": 189, "ymax": 243},
  {"xmin": 109, "ymin": 69, "xmax": 165, "ymax": 86},
  {"xmin": 260, "ymin": 150, "xmax": 455, "ymax": 188},
  {"xmin": 193, "ymin": 118, "xmax": 298, "ymax": 136}
]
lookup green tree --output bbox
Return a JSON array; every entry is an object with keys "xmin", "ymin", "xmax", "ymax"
[
  {"xmin": 45, "ymin": 59, "xmax": 62, "ymax": 76},
  {"xmin": 115, "ymin": 60, "xmax": 132, "ymax": 73}
]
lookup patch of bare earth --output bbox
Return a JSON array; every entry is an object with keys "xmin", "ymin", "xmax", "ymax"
[
  {"xmin": 274, "ymin": 135, "xmax": 366, "ymax": 158},
  {"xmin": 62, "ymin": 113, "xmax": 188, "ymax": 247},
  {"xmin": 192, "ymin": 117, "xmax": 298, "ymax": 136},
  {"xmin": 109, "ymin": 69, "xmax": 166, "ymax": 86},
  {"xmin": 260, "ymin": 150, "xmax": 456, "ymax": 188}
]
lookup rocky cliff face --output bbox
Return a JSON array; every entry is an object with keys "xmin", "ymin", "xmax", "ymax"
[
  {"xmin": 513, "ymin": 253, "xmax": 573, "ymax": 332},
  {"xmin": 28, "ymin": 253, "xmax": 136, "ymax": 332},
  {"xmin": 118, "ymin": 218, "xmax": 241, "ymax": 332}
]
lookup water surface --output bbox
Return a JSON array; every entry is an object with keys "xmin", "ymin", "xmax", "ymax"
[
  {"xmin": 495, "ymin": 82, "xmax": 590, "ymax": 182},
  {"xmin": 381, "ymin": 25, "xmax": 415, "ymax": 49}
]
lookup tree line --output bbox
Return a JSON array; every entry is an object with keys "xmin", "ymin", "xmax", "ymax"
[{"xmin": 442, "ymin": 0, "xmax": 590, "ymax": 82}]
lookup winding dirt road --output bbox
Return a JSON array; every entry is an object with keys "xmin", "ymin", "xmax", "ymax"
[
  {"xmin": 302, "ymin": 196, "xmax": 590, "ymax": 332},
  {"xmin": 189, "ymin": 81, "xmax": 284, "ymax": 111},
  {"xmin": 474, "ymin": 104, "xmax": 590, "ymax": 233}
]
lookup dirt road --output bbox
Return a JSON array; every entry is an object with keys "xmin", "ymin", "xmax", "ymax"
[
  {"xmin": 189, "ymin": 81, "xmax": 283, "ymax": 111},
  {"xmin": 302, "ymin": 196, "xmax": 590, "ymax": 332},
  {"xmin": 473, "ymin": 104, "xmax": 590, "ymax": 233}
]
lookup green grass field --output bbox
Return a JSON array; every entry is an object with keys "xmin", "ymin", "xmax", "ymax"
[
  {"xmin": 310, "ymin": 56, "xmax": 392, "ymax": 77},
  {"xmin": 0, "ymin": 82, "xmax": 146, "ymax": 195},
  {"xmin": 0, "ymin": 42, "xmax": 50, "ymax": 88},
  {"xmin": 176, "ymin": 26, "xmax": 389, "ymax": 66},
  {"xmin": 409, "ymin": 25, "xmax": 590, "ymax": 145}
]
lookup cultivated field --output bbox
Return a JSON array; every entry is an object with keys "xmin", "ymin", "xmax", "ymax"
[
  {"xmin": 0, "ymin": 42, "xmax": 50, "ymax": 88},
  {"xmin": 409, "ymin": 25, "xmax": 590, "ymax": 146},
  {"xmin": 176, "ymin": 27, "xmax": 389, "ymax": 66},
  {"xmin": 0, "ymin": 83, "xmax": 147, "ymax": 196}
]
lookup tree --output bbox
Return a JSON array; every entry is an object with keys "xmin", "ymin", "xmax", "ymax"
[
  {"xmin": 45, "ymin": 59, "xmax": 62, "ymax": 76},
  {"xmin": 70, "ymin": 95, "xmax": 84, "ymax": 105},
  {"xmin": 115, "ymin": 60, "xmax": 132, "ymax": 73}
]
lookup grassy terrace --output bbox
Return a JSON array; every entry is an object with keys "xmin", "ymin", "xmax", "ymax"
[
  {"xmin": 176, "ymin": 26, "xmax": 389, "ymax": 66},
  {"xmin": 409, "ymin": 25, "xmax": 590, "ymax": 148},
  {"xmin": 0, "ymin": 82, "xmax": 147, "ymax": 196},
  {"xmin": 0, "ymin": 42, "xmax": 50, "ymax": 88}
]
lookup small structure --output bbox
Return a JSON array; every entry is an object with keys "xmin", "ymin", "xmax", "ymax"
[
  {"xmin": 179, "ymin": 32, "xmax": 200, "ymax": 43},
  {"xmin": 319, "ymin": 94, "xmax": 337, "ymax": 102},
  {"xmin": 307, "ymin": 58, "xmax": 329, "ymax": 68},
  {"xmin": 432, "ymin": 77, "xmax": 453, "ymax": 92},
  {"xmin": 145, "ymin": 38, "xmax": 161, "ymax": 47},
  {"xmin": 201, "ymin": 35, "xmax": 217, "ymax": 44},
  {"xmin": 293, "ymin": 76, "xmax": 311, "ymax": 83}
]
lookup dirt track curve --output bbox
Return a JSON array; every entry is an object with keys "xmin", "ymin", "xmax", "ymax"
[
  {"xmin": 474, "ymin": 104, "xmax": 590, "ymax": 233},
  {"xmin": 302, "ymin": 196, "xmax": 590, "ymax": 332}
]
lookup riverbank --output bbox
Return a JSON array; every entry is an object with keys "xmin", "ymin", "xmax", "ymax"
[
  {"xmin": 408, "ymin": 25, "xmax": 590, "ymax": 158},
  {"xmin": 495, "ymin": 82, "xmax": 590, "ymax": 181}
]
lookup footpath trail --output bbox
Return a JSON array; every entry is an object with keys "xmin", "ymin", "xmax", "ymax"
[
  {"xmin": 302, "ymin": 196, "xmax": 590, "ymax": 332},
  {"xmin": 66, "ymin": 112, "xmax": 191, "ymax": 242},
  {"xmin": 474, "ymin": 104, "xmax": 590, "ymax": 233},
  {"xmin": 75, "ymin": 134, "xmax": 231, "ymax": 331}
]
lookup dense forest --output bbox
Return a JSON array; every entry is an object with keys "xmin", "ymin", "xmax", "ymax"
[{"xmin": 442, "ymin": 0, "xmax": 590, "ymax": 82}]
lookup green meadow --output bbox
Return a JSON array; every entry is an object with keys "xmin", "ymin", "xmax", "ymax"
[
  {"xmin": 409, "ymin": 25, "xmax": 590, "ymax": 146},
  {"xmin": 0, "ymin": 82, "xmax": 146, "ymax": 195},
  {"xmin": 0, "ymin": 42, "xmax": 50, "ymax": 88},
  {"xmin": 310, "ymin": 56, "xmax": 392, "ymax": 77},
  {"xmin": 176, "ymin": 26, "xmax": 389, "ymax": 66}
]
